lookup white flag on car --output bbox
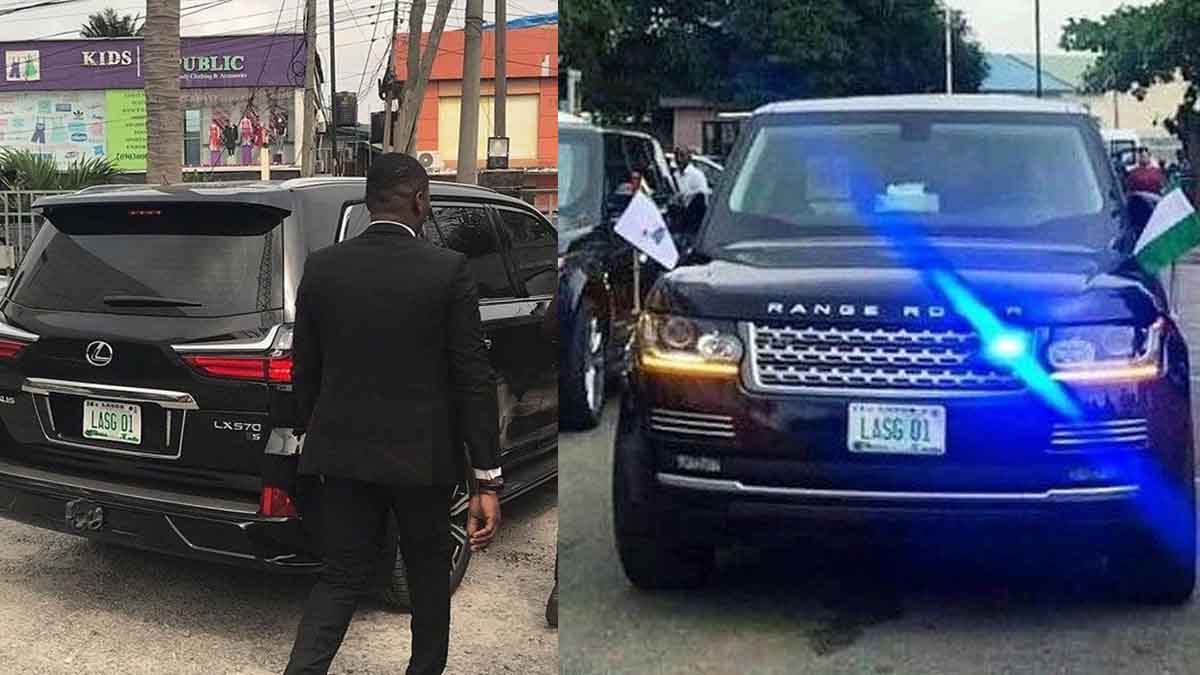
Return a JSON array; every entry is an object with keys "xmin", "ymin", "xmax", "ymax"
[{"xmin": 614, "ymin": 191, "xmax": 679, "ymax": 269}]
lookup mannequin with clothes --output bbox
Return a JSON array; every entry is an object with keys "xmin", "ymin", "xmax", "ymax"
[
  {"xmin": 208, "ymin": 116, "xmax": 223, "ymax": 167},
  {"xmin": 239, "ymin": 109, "xmax": 255, "ymax": 165}
]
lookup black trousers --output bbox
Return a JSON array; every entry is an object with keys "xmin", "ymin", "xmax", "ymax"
[{"xmin": 285, "ymin": 478, "xmax": 452, "ymax": 675}]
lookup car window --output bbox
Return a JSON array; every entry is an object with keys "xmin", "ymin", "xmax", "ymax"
[
  {"xmin": 431, "ymin": 205, "xmax": 516, "ymax": 300},
  {"xmin": 603, "ymin": 132, "xmax": 630, "ymax": 196},
  {"xmin": 495, "ymin": 208, "xmax": 556, "ymax": 296},
  {"xmin": 14, "ymin": 203, "xmax": 284, "ymax": 317}
]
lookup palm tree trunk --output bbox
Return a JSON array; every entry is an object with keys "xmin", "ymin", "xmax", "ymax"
[{"xmin": 144, "ymin": 0, "xmax": 182, "ymax": 184}]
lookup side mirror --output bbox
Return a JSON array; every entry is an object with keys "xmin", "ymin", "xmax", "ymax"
[
  {"xmin": 604, "ymin": 188, "xmax": 634, "ymax": 225},
  {"xmin": 1126, "ymin": 191, "xmax": 1161, "ymax": 236}
]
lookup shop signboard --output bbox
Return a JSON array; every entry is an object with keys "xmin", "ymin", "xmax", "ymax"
[{"xmin": 0, "ymin": 34, "xmax": 305, "ymax": 92}]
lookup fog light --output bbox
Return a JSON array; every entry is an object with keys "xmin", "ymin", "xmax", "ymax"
[{"xmin": 675, "ymin": 454, "xmax": 721, "ymax": 474}]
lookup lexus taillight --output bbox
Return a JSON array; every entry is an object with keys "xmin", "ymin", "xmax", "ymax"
[
  {"xmin": 0, "ymin": 338, "xmax": 30, "ymax": 359},
  {"xmin": 259, "ymin": 485, "xmax": 298, "ymax": 517},
  {"xmin": 178, "ymin": 325, "xmax": 293, "ymax": 383},
  {"xmin": 183, "ymin": 354, "xmax": 293, "ymax": 382}
]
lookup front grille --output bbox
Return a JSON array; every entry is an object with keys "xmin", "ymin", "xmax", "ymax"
[
  {"xmin": 747, "ymin": 323, "xmax": 1022, "ymax": 392},
  {"xmin": 649, "ymin": 408, "xmax": 736, "ymax": 439},
  {"xmin": 1050, "ymin": 419, "xmax": 1149, "ymax": 451}
]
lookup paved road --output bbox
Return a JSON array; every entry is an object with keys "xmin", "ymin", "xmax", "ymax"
[
  {"xmin": 560, "ymin": 264, "xmax": 1200, "ymax": 675},
  {"xmin": 0, "ymin": 483, "xmax": 558, "ymax": 674}
]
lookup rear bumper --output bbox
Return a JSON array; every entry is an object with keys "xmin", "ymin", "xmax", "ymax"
[{"xmin": 0, "ymin": 458, "xmax": 320, "ymax": 570}]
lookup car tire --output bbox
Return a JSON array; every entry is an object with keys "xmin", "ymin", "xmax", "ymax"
[
  {"xmin": 612, "ymin": 400, "xmax": 714, "ymax": 590},
  {"xmin": 378, "ymin": 477, "xmax": 473, "ymax": 611},
  {"xmin": 1111, "ymin": 474, "xmax": 1196, "ymax": 606},
  {"xmin": 560, "ymin": 297, "xmax": 606, "ymax": 430}
]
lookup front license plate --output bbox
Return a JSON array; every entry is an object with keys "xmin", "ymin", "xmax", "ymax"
[
  {"xmin": 847, "ymin": 403, "xmax": 946, "ymax": 455},
  {"xmin": 82, "ymin": 399, "xmax": 141, "ymax": 445}
]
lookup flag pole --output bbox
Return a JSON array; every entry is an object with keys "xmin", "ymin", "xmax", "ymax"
[{"xmin": 633, "ymin": 251, "xmax": 641, "ymax": 314}]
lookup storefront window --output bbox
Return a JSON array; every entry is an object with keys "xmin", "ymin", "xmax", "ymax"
[
  {"xmin": 185, "ymin": 87, "xmax": 296, "ymax": 168},
  {"xmin": 184, "ymin": 109, "xmax": 202, "ymax": 166}
]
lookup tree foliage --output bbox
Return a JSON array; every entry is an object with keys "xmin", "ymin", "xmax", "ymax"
[
  {"xmin": 562, "ymin": 0, "xmax": 987, "ymax": 123},
  {"xmin": 0, "ymin": 150, "xmax": 117, "ymax": 191},
  {"xmin": 1061, "ymin": 1, "xmax": 1200, "ymax": 195},
  {"xmin": 80, "ymin": 8, "xmax": 144, "ymax": 38}
]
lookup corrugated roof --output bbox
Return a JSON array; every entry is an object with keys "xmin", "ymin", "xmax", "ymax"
[
  {"xmin": 980, "ymin": 53, "xmax": 1076, "ymax": 94},
  {"xmin": 484, "ymin": 12, "xmax": 557, "ymax": 30},
  {"xmin": 1008, "ymin": 53, "xmax": 1096, "ymax": 89}
]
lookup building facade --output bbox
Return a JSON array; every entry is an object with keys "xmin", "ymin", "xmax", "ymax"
[
  {"xmin": 393, "ymin": 17, "xmax": 558, "ymax": 172},
  {"xmin": 0, "ymin": 34, "xmax": 306, "ymax": 174}
]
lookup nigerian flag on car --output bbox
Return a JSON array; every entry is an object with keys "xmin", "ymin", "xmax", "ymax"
[{"xmin": 1135, "ymin": 187, "xmax": 1200, "ymax": 274}]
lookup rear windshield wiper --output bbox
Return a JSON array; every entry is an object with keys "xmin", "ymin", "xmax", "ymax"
[{"xmin": 102, "ymin": 294, "xmax": 203, "ymax": 308}]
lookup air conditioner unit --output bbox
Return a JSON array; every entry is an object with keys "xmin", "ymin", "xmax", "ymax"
[{"xmin": 417, "ymin": 150, "xmax": 444, "ymax": 172}]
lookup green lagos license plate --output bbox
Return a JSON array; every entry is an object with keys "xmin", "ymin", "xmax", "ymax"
[
  {"xmin": 82, "ymin": 399, "xmax": 142, "ymax": 445},
  {"xmin": 847, "ymin": 402, "xmax": 945, "ymax": 455}
]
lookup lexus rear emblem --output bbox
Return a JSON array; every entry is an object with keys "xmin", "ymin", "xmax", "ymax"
[{"xmin": 85, "ymin": 341, "xmax": 113, "ymax": 367}]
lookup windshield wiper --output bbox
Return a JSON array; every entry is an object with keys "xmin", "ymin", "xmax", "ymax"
[{"xmin": 102, "ymin": 294, "xmax": 203, "ymax": 308}]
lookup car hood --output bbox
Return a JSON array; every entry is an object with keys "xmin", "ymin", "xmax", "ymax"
[{"xmin": 649, "ymin": 239, "xmax": 1161, "ymax": 325}]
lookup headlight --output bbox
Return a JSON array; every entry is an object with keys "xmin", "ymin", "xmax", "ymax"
[
  {"xmin": 639, "ymin": 313, "xmax": 743, "ymax": 378},
  {"xmin": 1046, "ymin": 319, "xmax": 1164, "ymax": 383}
]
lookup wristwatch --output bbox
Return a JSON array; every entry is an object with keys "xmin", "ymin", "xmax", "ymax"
[{"xmin": 477, "ymin": 476, "xmax": 504, "ymax": 494}]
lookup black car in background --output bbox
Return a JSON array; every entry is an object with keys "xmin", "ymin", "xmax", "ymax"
[
  {"xmin": 0, "ymin": 178, "xmax": 557, "ymax": 608},
  {"xmin": 558, "ymin": 113, "xmax": 680, "ymax": 429},
  {"xmin": 615, "ymin": 95, "xmax": 1196, "ymax": 604}
]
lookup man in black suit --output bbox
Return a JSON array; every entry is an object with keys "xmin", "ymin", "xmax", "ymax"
[{"xmin": 285, "ymin": 153, "xmax": 503, "ymax": 675}]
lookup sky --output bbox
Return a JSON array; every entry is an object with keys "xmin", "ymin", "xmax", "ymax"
[
  {"xmin": 0, "ymin": 0, "xmax": 557, "ymax": 122},
  {"xmin": 947, "ymin": 0, "xmax": 1154, "ymax": 55}
]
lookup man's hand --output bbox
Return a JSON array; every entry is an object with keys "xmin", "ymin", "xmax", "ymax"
[{"xmin": 467, "ymin": 492, "xmax": 501, "ymax": 551}]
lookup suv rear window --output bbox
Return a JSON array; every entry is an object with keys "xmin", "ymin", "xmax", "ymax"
[{"xmin": 10, "ymin": 203, "xmax": 285, "ymax": 317}]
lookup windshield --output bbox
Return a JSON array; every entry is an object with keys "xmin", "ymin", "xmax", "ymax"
[
  {"xmin": 11, "ymin": 203, "xmax": 285, "ymax": 317},
  {"xmin": 704, "ymin": 113, "xmax": 1117, "ymax": 253},
  {"xmin": 558, "ymin": 130, "xmax": 599, "ymax": 225}
]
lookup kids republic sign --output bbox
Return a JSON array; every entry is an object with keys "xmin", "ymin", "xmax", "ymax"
[{"xmin": 0, "ymin": 34, "xmax": 305, "ymax": 91}]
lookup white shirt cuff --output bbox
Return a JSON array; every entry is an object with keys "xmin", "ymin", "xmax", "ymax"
[{"xmin": 474, "ymin": 467, "xmax": 502, "ymax": 480}]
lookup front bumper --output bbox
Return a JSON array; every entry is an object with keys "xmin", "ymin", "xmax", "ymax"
[
  {"xmin": 625, "ymin": 351, "xmax": 1194, "ymax": 547},
  {"xmin": 0, "ymin": 457, "xmax": 320, "ymax": 570}
]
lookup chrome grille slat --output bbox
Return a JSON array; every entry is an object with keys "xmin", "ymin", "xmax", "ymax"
[
  {"xmin": 1049, "ymin": 418, "xmax": 1148, "ymax": 451},
  {"xmin": 748, "ymin": 322, "xmax": 1020, "ymax": 392},
  {"xmin": 649, "ymin": 409, "xmax": 736, "ymax": 439}
]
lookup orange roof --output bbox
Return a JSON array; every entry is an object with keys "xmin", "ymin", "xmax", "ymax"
[{"xmin": 394, "ymin": 25, "xmax": 558, "ymax": 81}]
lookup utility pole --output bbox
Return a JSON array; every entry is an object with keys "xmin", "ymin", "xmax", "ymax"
[
  {"xmin": 456, "ymin": 0, "xmax": 483, "ymax": 184},
  {"xmin": 382, "ymin": 0, "xmax": 401, "ymax": 152},
  {"xmin": 1034, "ymin": 0, "xmax": 1043, "ymax": 98},
  {"xmin": 301, "ymin": 0, "xmax": 317, "ymax": 176},
  {"xmin": 944, "ymin": 7, "xmax": 953, "ymax": 94},
  {"xmin": 495, "ymin": 0, "xmax": 506, "ymax": 140},
  {"xmin": 327, "ymin": 0, "xmax": 338, "ymax": 174},
  {"xmin": 144, "ymin": 0, "xmax": 182, "ymax": 184}
]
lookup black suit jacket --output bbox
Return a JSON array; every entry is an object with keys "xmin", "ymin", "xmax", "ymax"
[{"xmin": 292, "ymin": 222, "xmax": 500, "ymax": 486}]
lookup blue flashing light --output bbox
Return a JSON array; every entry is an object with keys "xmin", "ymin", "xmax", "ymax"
[{"xmin": 985, "ymin": 331, "xmax": 1028, "ymax": 363}]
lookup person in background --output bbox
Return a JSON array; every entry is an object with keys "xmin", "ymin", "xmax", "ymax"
[
  {"xmin": 673, "ymin": 147, "xmax": 711, "ymax": 205},
  {"xmin": 1125, "ymin": 147, "xmax": 1167, "ymax": 195},
  {"xmin": 673, "ymin": 147, "xmax": 711, "ymax": 235}
]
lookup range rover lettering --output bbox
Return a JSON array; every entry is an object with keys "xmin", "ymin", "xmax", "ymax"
[{"xmin": 614, "ymin": 95, "xmax": 1196, "ymax": 605}]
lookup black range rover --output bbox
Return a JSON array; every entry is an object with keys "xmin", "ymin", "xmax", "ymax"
[
  {"xmin": 614, "ymin": 95, "xmax": 1197, "ymax": 604},
  {"xmin": 0, "ymin": 178, "xmax": 557, "ymax": 607}
]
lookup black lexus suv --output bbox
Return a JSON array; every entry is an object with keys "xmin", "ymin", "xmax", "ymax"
[
  {"xmin": 0, "ymin": 178, "xmax": 557, "ymax": 608},
  {"xmin": 615, "ymin": 95, "xmax": 1197, "ymax": 604}
]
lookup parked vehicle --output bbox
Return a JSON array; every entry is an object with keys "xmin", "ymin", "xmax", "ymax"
[
  {"xmin": 615, "ymin": 95, "xmax": 1196, "ymax": 604},
  {"xmin": 691, "ymin": 155, "xmax": 725, "ymax": 189},
  {"xmin": 558, "ymin": 113, "xmax": 680, "ymax": 429},
  {"xmin": 0, "ymin": 178, "xmax": 558, "ymax": 608}
]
